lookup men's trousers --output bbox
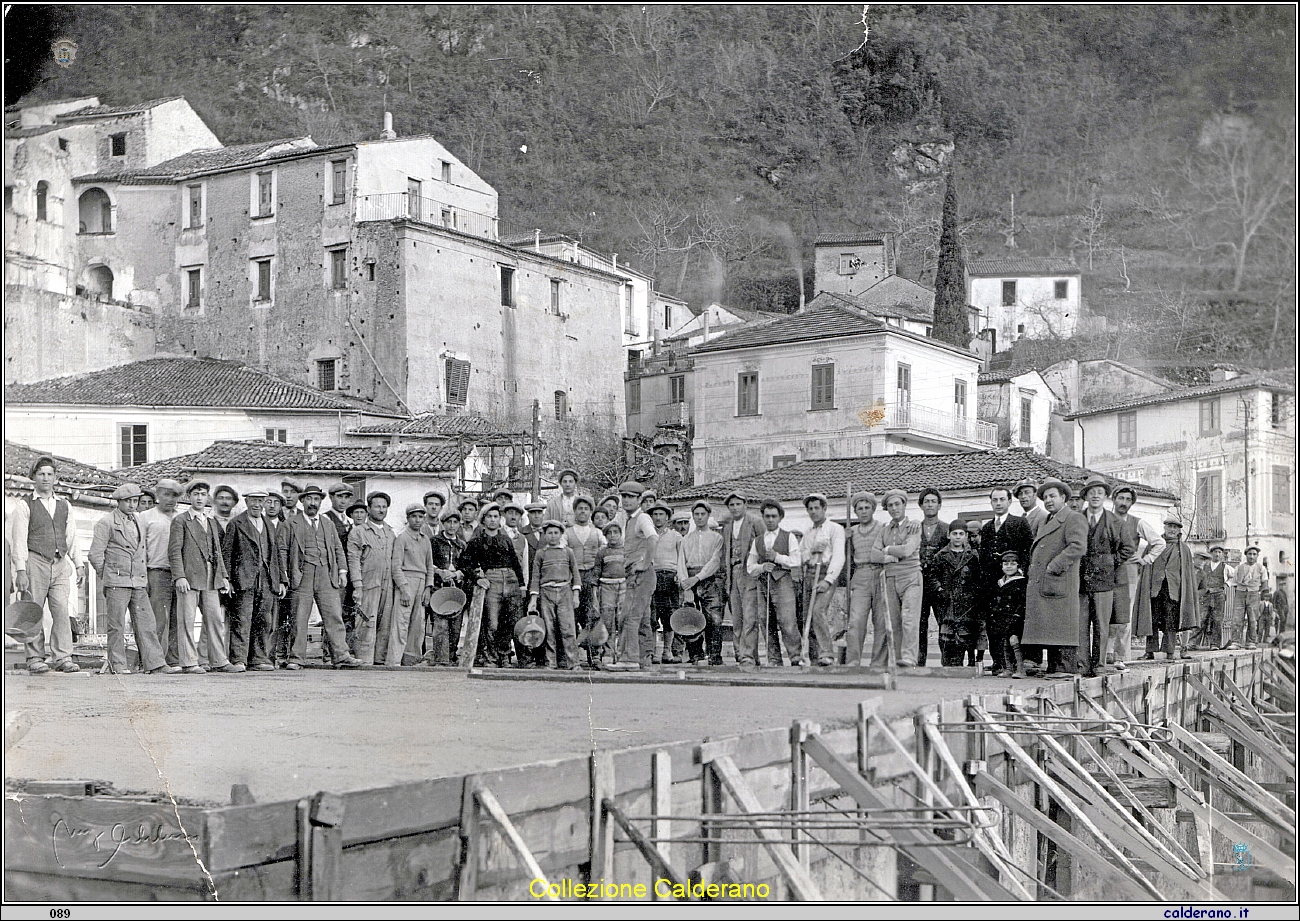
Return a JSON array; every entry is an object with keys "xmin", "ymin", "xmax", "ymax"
[
  {"xmin": 479, "ymin": 568, "xmax": 521, "ymax": 667},
  {"xmin": 843, "ymin": 566, "xmax": 885, "ymax": 667},
  {"xmin": 103, "ymin": 586, "xmax": 167, "ymax": 674},
  {"xmin": 599, "ymin": 578, "xmax": 625, "ymax": 661},
  {"xmin": 147, "ymin": 568, "xmax": 178, "ymax": 666},
  {"xmin": 353, "ymin": 578, "xmax": 392, "ymax": 665},
  {"xmin": 576, "ymin": 568, "xmax": 599, "ymax": 631},
  {"xmin": 23, "ymin": 554, "xmax": 75, "ymax": 666},
  {"xmin": 727, "ymin": 563, "xmax": 756, "ymax": 664},
  {"xmin": 801, "ymin": 565, "xmax": 840, "ymax": 665},
  {"xmin": 917, "ymin": 579, "xmax": 940, "ymax": 667},
  {"xmin": 1146, "ymin": 587, "xmax": 1184, "ymax": 658},
  {"xmin": 1230, "ymin": 590, "xmax": 1261, "ymax": 645},
  {"xmin": 882, "ymin": 570, "xmax": 923, "ymax": 668},
  {"xmin": 652, "ymin": 569, "xmax": 680, "ymax": 659},
  {"xmin": 290, "ymin": 563, "xmax": 349, "ymax": 666},
  {"xmin": 620, "ymin": 568, "xmax": 656, "ymax": 666},
  {"xmin": 177, "ymin": 587, "xmax": 228, "ymax": 669},
  {"xmin": 1200, "ymin": 592, "xmax": 1226, "ymax": 649},
  {"xmin": 233, "ymin": 574, "xmax": 275, "ymax": 667},
  {"xmin": 1077, "ymin": 590, "xmax": 1113, "ymax": 676},
  {"xmin": 538, "ymin": 583, "xmax": 579, "ymax": 668},
  {"xmin": 391, "ymin": 575, "xmax": 429, "ymax": 666},
  {"xmin": 683, "ymin": 574, "xmax": 726, "ymax": 664},
  {"xmin": 749, "ymin": 575, "xmax": 800, "ymax": 665}
]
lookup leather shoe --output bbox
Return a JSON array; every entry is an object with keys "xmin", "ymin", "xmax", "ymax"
[
  {"xmin": 216, "ymin": 663, "xmax": 245, "ymax": 673},
  {"xmin": 182, "ymin": 665, "xmax": 206, "ymax": 674},
  {"xmin": 150, "ymin": 665, "xmax": 182, "ymax": 675},
  {"xmin": 27, "ymin": 661, "xmax": 51, "ymax": 675},
  {"xmin": 285, "ymin": 662, "xmax": 303, "ymax": 670},
  {"xmin": 251, "ymin": 664, "xmax": 275, "ymax": 671},
  {"xmin": 336, "ymin": 657, "xmax": 361, "ymax": 669},
  {"xmin": 54, "ymin": 660, "xmax": 81, "ymax": 673}
]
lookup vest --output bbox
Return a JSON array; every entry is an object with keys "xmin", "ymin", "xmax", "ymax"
[
  {"xmin": 301, "ymin": 517, "xmax": 328, "ymax": 566},
  {"xmin": 752, "ymin": 529, "xmax": 793, "ymax": 581},
  {"xmin": 1202, "ymin": 562, "xmax": 1227, "ymax": 594},
  {"xmin": 26, "ymin": 495, "xmax": 69, "ymax": 562}
]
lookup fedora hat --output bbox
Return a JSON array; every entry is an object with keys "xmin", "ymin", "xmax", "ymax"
[
  {"xmin": 5, "ymin": 596, "xmax": 45, "ymax": 642},
  {"xmin": 513, "ymin": 614, "xmax": 547, "ymax": 649},
  {"xmin": 429, "ymin": 586, "xmax": 467, "ymax": 617},
  {"xmin": 669, "ymin": 603, "xmax": 707, "ymax": 638},
  {"xmin": 1082, "ymin": 475, "xmax": 1110, "ymax": 497}
]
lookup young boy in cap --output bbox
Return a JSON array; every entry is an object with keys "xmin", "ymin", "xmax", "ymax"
[
  {"xmin": 527, "ymin": 521, "xmax": 582, "ymax": 668},
  {"xmin": 677, "ymin": 500, "xmax": 725, "ymax": 666},
  {"xmin": 390, "ymin": 505, "xmax": 437, "ymax": 666},
  {"xmin": 988, "ymin": 551, "xmax": 1028, "ymax": 678},
  {"xmin": 426, "ymin": 508, "xmax": 467, "ymax": 665},
  {"xmin": 592, "ymin": 522, "xmax": 627, "ymax": 668},
  {"xmin": 565, "ymin": 497, "xmax": 605, "ymax": 642},
  {"xmin": 930, "ymin": 520, "xmax": 981, "ymax": 667},
  {"xmin": 747, "ymin": 498, "xmax": 804, "ymax": 666}
]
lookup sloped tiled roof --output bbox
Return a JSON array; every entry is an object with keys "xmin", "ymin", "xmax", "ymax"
[
  {"xmin": 54, "ymin": 96, "xmax": 185, "ymax": 120},
  {"xmin": 815, "ymin": 233, "xmax": 887, "ymax": 246},
  {"xmin": 74, "ymin": 137, "xmax": 324, "ymax": 183},
  {"xmin": 5, "ymin": 357, "xmax": 403, "ymax": 415},
  {"xmin": 667, "ymin": 448, "xmax": 1175, "ymax": 503},
  {"xmin": 350, "ymin": 413, "xmax": 526, "ymax": 438},
  {"xmin": 4, "ymin": 441, "xmax": 125, "ymax": 490},
  {"xmin": 1068, "ymin": 375, "xmax": 1294, "ymax": 418},
  {"xmin": 852, "ymin": 275, "xmax": 935, "ymax": 322},
  {"xmin": 181, "ymin": 440, "xmax": 466, "ymax": 474},
  {"xmin": 114, "ymin": 453, "xmax": 202, "ymax": 488},
  {"xmin": 979, "ymin": 368, "xmax": 1029, "ymax": 385},
  {"xmin": 4, "ymin": 125, "xmax": 59, "ymax": 139},
  {"xmin": 693, "ymin": 300, "xmax": 885, "ymax": 353},
  {"xmin": 966, "ymin": 257, "xmax": 1080, "ymax": 277}
]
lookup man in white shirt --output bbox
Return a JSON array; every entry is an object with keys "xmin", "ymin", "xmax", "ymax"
[
  {"xmin": 746, "ymin": 498, "xmax": 803, "ymax": 666},
  {"xmin": 139, "ymin": 477, "xmax": 185, "ymax": 666},
  {"xmin": 1108, "ymin": 485, "xmax": 1165, "ymax": 667},
  {"xmin": 799, "ymin": 492, "xmax": 845, "ymax": 667},
  {"xmin": 677, "ymin": 500, "xmax": 725, "ymax": 665},
  {"xmin": 10, "ymin": 455, "xmax": 83, "ymax": 674},
  {"xmin": 545, "ymin": 468, "xmax": 581, "ymax": 528}
]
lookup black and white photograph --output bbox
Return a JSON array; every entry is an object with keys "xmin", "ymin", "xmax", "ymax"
[{"xmin": 2, "ymin": 3, "xmax": 1296, "ymax": 912}]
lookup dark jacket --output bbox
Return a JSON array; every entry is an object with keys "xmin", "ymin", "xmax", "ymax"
[
  {"xmin": 222, "ymin": 512, "xmax": 280, "ymax": 592},
  {"xmin": 988, "ymin": 574, "xmax": 1028, "ymax": 633},
  {"xmin": 721, "ymin": 512, "xmax": 764, "ymax": 591},
  {"xmin": 280, "ymin": 513, "xmax": 348, "ymax": 591},
  {"xmin": 1023, "ymin": 508, "xmax": 1088, "ymax": 646},
  {"xmin": 168, "ymin": 511, "xmax": 229, "ymax": 589},
  {"xmin": 431, "ymin": 532, "xmax": 464, "ymax": 588},
  {"xmin": 931, "ymin": 546, "xmax": 981, "ymax": 627},
  {"xmin": 1134, "ymin": 538, "xmax": 1200, "ymax": 636},
  {"xmin": 919, "ymin": 518, "xmax": 950, "ymax": 577},
  {"xmin": 977, "ymin": 515, "xmax": 1034, "ymax": 592},
  {"xmin": 1079, "ymin": 508, "xmax": 1136, "ymax": 593},
  {"xmin": 460, "ymin": 529, "xmax": 525, "ymax": 584}
]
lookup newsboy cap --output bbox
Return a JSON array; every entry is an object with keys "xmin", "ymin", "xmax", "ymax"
[
  {"xmin": 28, "ymin": 455, "xmax": 57, "ymax": 478},
  {"xmin": 619, "ymin": 480, "xmax": 646, "ymax": 496},
  {"xmin": 328, "ymin": 482, "xmax": 354, "ymax": 496},
  {"xmin": 405, "ymin": 503, "xmax": 426, "ymax": 516},
  {"xmin": 111, "ymin": 483, "xmax": 143, "ymax": 500},
  {"xmin": 803, "ymin": 492, "xmax": 829, "ymax": 508},
  {"xmin": 881, "ymin": 488, "xmax": 908, "ymax": 506},
  {"xmin": 156, "ymin": 478, "xmax": 184, "ymax": 494}
]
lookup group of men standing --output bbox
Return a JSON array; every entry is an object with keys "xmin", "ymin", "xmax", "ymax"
[{"xmin": 11, "ymin": 456, "xmax": 1289, "ymax": 677}]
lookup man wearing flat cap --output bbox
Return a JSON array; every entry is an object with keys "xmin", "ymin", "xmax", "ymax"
[
  {"xmin": 546, "ymin": 469, "xmax": 582, "ymax": 528},
  {"xmin": 867, "ymin": 488, "xmax": 924, "ymax": 667},
  {"xmin": 280, "ymin": 479, "xmax": 304, "ymax": 521},
  {"xmin": 720, "ymin": 491, "xmax": 763, "ymax": 666},
  {"xmin": 169, "ymin": 481, "xmax": 235, "ymax": 673},
  {"xmin": 606, "ymin": 481, "xmax": 658, "ymax": 669},
  {"xmin": 677, "ymin": 500, "xmax": 725, "ymax": 665},
  {"xmin": 89, "ymin": 484, "xmax": 176, "ymax": 675},
  {"xmin": 390, "ymin": 505, "xmax": 437, "ymax": 666},
  {"xmin": 277, "ymin": 485, "xmax": 358, "ymax": 669},
  {"xmin": 140, "ymin": 477, "xmax": 185, "ymax": 666},
  {"xmin": 10, "ymin": 456, "xmax": 83, "ymax": 674},
  {"xmin": 221, "ymin": 488, "xmax": 281, "ymax": 669},
  {"xmin": 649, "ymin": 502, "xmax": 684, "ymax": 663},
  {"xmin": 1075, "ymin": 476, "xmax": 1136, "ymax": 676},
  {"xmin": 799, "ymin": 493, "xmax": 845, "ymax": 667},
  {"xmin": 1021, "ymin": 479, "xmax": 1088, "ymax": 676},
  {"xmin": 347, "ymin": 491, "xmax": 396, "ymax": 664},
  {"xmin": 1134, "ymin": 515, "xmax": 1199, "ymax": 660},
  {"xmin": 565, "ymin": 496, "xmax": 605, "ymax": 643},
  {"xmin": 916, "ymin": 487, "xmax": 949, "ymax": 667}
]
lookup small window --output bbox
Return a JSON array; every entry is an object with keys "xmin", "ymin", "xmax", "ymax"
[
  {"xmin": 57, "ymin": 137, "xmax": 68, "ymax": 152},
  {"xmin": 110, "ymin": 133, "xmax": 126, "ymax": 157},
  {"xmin": 317, "ymin": 358, "xmax": 337, "ymax": 392},
  {"xmin": 331, "ymin": 160, "xmax": 347, "ymax": 204},
  {"xmin": 255, "ymin": 259, "xmax": 272, "ymax": 301},
  {"xmin": 550, "ymin": 278, "xmax": 561, "ymax": 316},
  {"xmin": 186, "ymin": 268, "xmax": 201, "ymax": 309},
  {"xmin": 441, "ymin": 160, "xmax": 452, "ymax": 183},
  {"xmin": 256, "ymin": 172, "xmax": 273, "ymax": 217},
  {"xmin": 1001, "ymin": 280, "xmax": 1016, "ymax": 307},
  {"xmin": 1118, "ymin": 411, "xmax": 1137, "ymax": 449},
  {"xmin": 664, "ymin": 304, "xmax": 673, "ymax": 329},
  {"xmin": 925, "ymin": 326, "xmax": 933, "ymax": 337},
  {"xmin": 187, "ymin": 184, "xmax": 202, "ymax": 228},
  {"xmin": 737, "ymin": 371, "xmax": 759, "ymax": 416},
  {"xmin": 1020, "ymin": 396, "xmax": 1033, "ymax": 444},
  {"xmin": 896, "ymin": 363, "xmax": 911, "ymax": 405},
  {"xmin": 330, "ymin": 248, "xmax": 347, "ymax": 289},
  {"xmin": 623, "ymin": 286, "xmax": 637, "ymax": 336},
  {"xmin": 1199, "ymin": 397, "xmax": 1220, "ymax": 435},
  {"xmin": 35, "ymin": 181, "xmax": 48, "ymax": 221},
  {"xmin": 1272, "ymin": 392, "xmax": 1286, "ymax": 429},
  {"xmin": 670, "ymin": 374, "xmax": 685, "ymax": 404},
  {"xmin": 627, "ymin": 379, "xmax": 641, "ymax": 414},
  {"xmin": 407, "ymin": 178, "xmax": 422, "ymax": 221},
  {"xmin": 554, "ymin": 390, "xmax": 568, "ymax": 419},
  {"xmin": 445, "ymin": 358, "xmax": 471, "ymax": 406},
  {"xmin": 119, "ymin": 423, "xmax": 147, "ymax": 467},
  {"xmin": 1273, "ymin": 466, "xmax": 1292, "ymax": 515},
  {"xmin": 954, "ymin": 379, "xmax": 968, "ymax": 415},
  {"xmin": 264, "ymin": 428, "xmax": 287, "ymax": 443},
  {"xmin": 367, "ymin": 262, "xmax": 376, "ymax": 281},
  {"xmin": 1054, "ymin": 279, "xmax": 1068, "ymax": 299},
  {"xmin": 500, "ymin": 266, "xmax": 515, "ymax": 307},
  {"xmin": 1016, "ymin": 323, "xmax": 1026, "ymax": 335},
  {"xmin": 811, "ymin": 363, "xmax": 835, "ymax": 410},
  {"xmin": 772, "ymin": 455, "xmax": 797, "ymax": 469}
]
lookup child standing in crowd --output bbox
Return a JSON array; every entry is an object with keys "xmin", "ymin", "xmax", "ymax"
[
  {"xmin": 988, "ymin": 551, "xmax": 1028, "ymax": 679},
  {"xmin": 931, "ymin": 520, "xmax": 981, "ymax": 667},
  {"xmin": 594, "ymin": 522, "xmax": 627, "ymax": 667}
]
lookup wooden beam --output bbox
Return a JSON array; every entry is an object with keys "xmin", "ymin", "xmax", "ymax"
[
  {"xmin": 1166, "ymin": 721, "xmax": 1296, "ymax": 829},
  {"xmin": 306, "ymin": 793, "xmax": 344, "ymax": 901},
  {"xmin": 1169, "ymin": 787, "xmax": 1296, "ymax": 883},
  {"xmin": 799, "ymin": 735, "xmax": 1005, "ymax": 901},
  {"xmin": 703, "ymin": 753, "xmax": 823, "ymax": 901},
  {"xmin": 790, "ymin": 720, "xmax": 815, "ymax": 869},
  {"xmin": 589, "ymin": 751, "xmax": 614, "ymax": 892},
  {"xmin": 475, "ymin": 785, "xmax": 559, "ymax": 901},
  {"xmin": 456, "ymin": 776, "xmax": 480, "ymax": 901},
  {"xmin": 650, "ymin": 750, "xmax": 672, "ymax": 886},
  {"xmin": 973, "ymin": 771, "xmax": 1153, "ymax": 902},
  {"xmin": 1185, "ymin": 674, "xmax": 1296, "ymax": 778},
  {"xmin": 1218, "ymin": 670, "xmax": 1287, "ymax": 749},
  {"xmin": 602, "ymin": 798, "xmax": 688, "ymax": 896}
]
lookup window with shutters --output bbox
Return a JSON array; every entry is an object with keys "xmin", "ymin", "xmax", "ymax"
[
  {"xmin": 408, "ymin": 178, "xmax": 422, "ymax": 221},
  {"xmin": 954, "ymin": 379, "xmax": 968, "ymax": 415},
  {"xmin": 623, "ymin": 286, "xmax": 637, "ymax": 336},
  {"xmin": 187, "ymin": 184, "xmax": 202, "ymax": 228},
  {"xmin": 256, "ymin": 171, "xmax": 273, "ymax": 217},
  {"xmin": 36, "ymin": 181, "xmax": 48, "ymax": 221},
  {"xmin": 811, "ymin": 363, "xmax": 835, "ymax": 410},
  {"xmin": 1196, "ymin": 471, "xmax": 1223, "ymax": 534},
  {"xmin": 330, "ymin": 248, "xmax": 347, "ymax": 289},
  {"xmin": 1273, "ymin": 466, "xmax": 1292, "ymax": 515},
  {"xmin": 1272, "ymin": 392, "xmax": 1287, "ymax": 429},
  {"xmin": 445, "ymin": 358, "xmax": 470, "ymax": 406},
  {"xmin": 110, "ymin": 133, "xmax": 126, "ymax": 157},
  {"xmin": 119, "ymin": 424, "xmax": 147, "ymax": 467},
  {"xmin": 1020, "ymin": 396, "xmax": 1033, "ymax": 444},
  {"xmin": 441, "ymin": 160, "xmax": 452, "ymax": 183},
  {"xmin": 627, "ymin": 379, "xmax": 641, "ymax": 414},
  {"xmin": 1118, "ymin": 411, "xmax": 1137, "ymax": 449},
  {"xmin": 264, "ymin": 428, "xmax": 287, "ymax": 443},
  {"xmin": 186, "ymin": 268, "xmax": 201, "ymax": 310},
  {"xmin": 500, "ymin": 266, "xmax": 515, "ymax": 307},
  {"xmin": 737, "ymin": 372, "xmax": 759, "ymax": 416},
  {"xmin": 317, "ymin": 359, "xmax": 337, "ymax": 392},
  {"xmin": 554, "ymin": 390, "xmax": 568, "ymax": 419},
  {"xmin": 896, "ymin": 363, "xmax": 912, "ymax": 407},
  {"xmin": 1001, "ymin": 280, "xmax": 1016, "ymax": 306},
  {"xmin": 331, "ymin": 160, "xmax": 347, "ymax": 204},
  {"xmin": 550, "ymin": 278, "xmax": 562, "ymax": 315},
  {"xmin": 1199, "ymin": 397, "xmax": 1220, "ymax": 435},
  {"xmin": 670, "ymin": 374, "xmax": 685, "ymax": 404},
  {"xmin": 253, "ymin": 259, "xmax": 272, "ymax": 302},
  {"xmin": 664, "ymin": 304, "xmax": 673, "ymax": 329}
]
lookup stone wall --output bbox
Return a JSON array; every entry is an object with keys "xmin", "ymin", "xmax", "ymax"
[{"xmin": 3, "ymin": 284, "xmax": 155, "ymax": 384}]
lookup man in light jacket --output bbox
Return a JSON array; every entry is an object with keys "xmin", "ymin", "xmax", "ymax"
[{"xmin": 169, "ymin": 481, "xmax": 235, "ymax": 673}]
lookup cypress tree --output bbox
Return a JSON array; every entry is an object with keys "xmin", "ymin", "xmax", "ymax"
[{"xmin": 932, "ymin": 173, "xmax": 970, "ymax": 348}]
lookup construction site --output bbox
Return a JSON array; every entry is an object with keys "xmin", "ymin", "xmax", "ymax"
[{"xmin": 3, "ymin": 648, "xmax": 1295, "ymax": 905}]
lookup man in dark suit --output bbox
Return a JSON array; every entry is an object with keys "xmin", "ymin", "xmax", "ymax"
[
  {"xmin": 324, "ymin": 482, "xmax": 357, "ymax": 660},
  {"xmin": 978, "ymin": 486, "xmax": 1035, "ymax": 674},
  {"xmin": 169, "ymin": 481, "xmax": 235, "ymax": 673},
  {"xmin": 278, "ymin": 484, "xmax": 360, "ymax": 670},
  {"xmin": 1077, "ymin": 476, "xmax": 1137, "ymax": 676},
  {"xmin": 1022, "ymin": 479, "xmax": 1088, "ymax": 677},
  {"xmin": 221, "ymin": 488, "xmax": 282, "ymax": 670},
  {"xmin": 719, "ymin": 492, "xmax": 764, "ymax": 666},
  {"xmin": 916, "ymin": 487, "xmax": 949, "ymax": 666}
]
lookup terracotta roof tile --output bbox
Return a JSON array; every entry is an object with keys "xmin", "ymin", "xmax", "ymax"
[
  {"xmin": 5, "ymin": 357, "xmax": 402, "ymax": 415},
  {"xmin": 4, "ymin": 441, "xmax": 124, "ymax": 490},
  {"xmin": 185, "ymin": 440, "xmax": 466, "ymax": 474},
  {"xmin": 693, "ymin": 300, "xmax": 884, "ymax": 353},
  {"xmin": 73, "ymin": 137, "xmax": 325, "ymax": 183},
  {"xmin": 966, "ymin": 257, "xmax": 1080, "ymax": 277},
  {"xmin": 53, "ymin": 96, "xmax": 185, "ymax": 120},
  {"xmin": 666, "ymin": 447, "xmax": 1175, "ymax": 503},
  {"xmin": 814, "ymin": 233, "xmax": 887, "ymax": 246},
  {"xmin": 1068, "ymin": 375, "xmax": 1294, "ymax": 417},
  {"xmin": 351, "ymin": 413, "xmax": 526, "ymax": 438}
]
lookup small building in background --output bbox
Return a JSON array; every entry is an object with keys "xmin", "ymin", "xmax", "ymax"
[
  {"xmin": 977, "ymin": 368, "xmax": 1054, "ymax": 456},
  {"xmin": 966, "ymin": 257, "xmax": 1082, "ymax": 351}
]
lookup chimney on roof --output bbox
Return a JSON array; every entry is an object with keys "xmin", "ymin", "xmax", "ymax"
[
  {"xmin": 304, "ymin": 438, "xmax": 315, "ymax": 458},
  {"xmin": 380, "ymin": 112, "xmax": 396, "ymax": 140},
  {"xmin": 1210, "ymin": 366, "xmax": 1239, "ymax": 382}
]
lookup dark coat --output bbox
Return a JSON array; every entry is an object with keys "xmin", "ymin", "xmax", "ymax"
[
  {"xmin": 1079, "ymin": 508, "xmax": 1136, "ymax": 593},
  {"xmin": 222, "ymin": 512, "xmax": 280, "ymax": 592},
  {"xmin": 919, "ymin": 518, "xmax": 950, "ymax": 577},
  {"xmin": 1023, "ymin": 508, "xmax": 1088, "ymax": 646},
  {"xmin": 931, "ymin": 546, "xmax": 981, "ymax": 629},
  {"xmin": 168, "ymin": 512, "xmax": 229, "ymax": 588},
  {"xmin": 1134, "ymin": 538, "xmax": 1200, "ymax": 636},
  {"xmin": 988, "ymin": 575, "xmax": 1028, "ymax": 635},
  {"xmin": 977, "ymin": 515, "xmax": 1034, "ymax": 591}
]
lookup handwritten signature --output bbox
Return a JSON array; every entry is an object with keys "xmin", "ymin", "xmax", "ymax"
[{"xmin": 51, "ymin": 814, "xmax": 194, "ymax": 869}]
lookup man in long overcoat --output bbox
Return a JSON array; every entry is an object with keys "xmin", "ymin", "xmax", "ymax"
[
  {"xmin": 1134, "ymin": 515, "xmax": 1200, "ymax": 660},
  {"xmin": 1022, "ymin": 478, "xmax": 1088, "ymax": 676}
]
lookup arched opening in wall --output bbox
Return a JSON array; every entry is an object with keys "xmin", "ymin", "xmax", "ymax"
[
  {"xmin": 35, "ymin": 181, "xmax": 49, "ymax": 221},
  {"xmin": 85, "ymin": 264, "xmax": 114, "ymax": 300},
  {"xmin": 78, "ymin": 187, "xmax": 112, "ymax": 233}
]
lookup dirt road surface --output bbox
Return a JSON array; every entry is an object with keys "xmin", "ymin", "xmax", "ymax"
[{"xmin": 5, "ymin": 666, "xmax": 1017, "ymax": 805}]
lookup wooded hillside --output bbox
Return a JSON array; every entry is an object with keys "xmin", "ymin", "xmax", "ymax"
[{"xmin": 14, "ymin": 5, "xmax": 1297, "ymax": 366}]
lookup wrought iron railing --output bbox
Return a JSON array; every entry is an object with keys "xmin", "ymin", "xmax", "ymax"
[
  {"xmin": 884, "ymin": 402, "xmax": 998, "ymax": 447},
  {"xmin": 356, "ymin": 192, "xmax": 498, "ymax": 240}
]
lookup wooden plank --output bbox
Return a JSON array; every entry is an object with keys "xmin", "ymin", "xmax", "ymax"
[
  {"xmin": 1160, "ymin": 740, "xmax": 1296, "ymax": 841},
  {"xmin": 1166, "ymin": 721, "xmax": 1296, "ymax": 829},
  {"xmin": 3, "ymin": 794, "xmax": 212, "ymax": 887},
  {"xmin": 705, "ymin": 754, "xmax": 824, "ymax": 901},
  {"xmin": 651, "ymin": 750, "xmax": 672, "ymax": 883},
  {"xmin": 475, "ymin": 785, "xmax": 558, "ymax": 901},
  {"xmin": 602, "ymin": 798, "xmax": 688, "ymax": 895},
  {"xmin": 307, "ymin": 792, "xmax": 343, "ymax": 901},
  {"xmin": 1169, "ymin": 788, "xmax": 1295, "ymax": 883},
  {"xmin": 922, "ymin": 714, "xmax": 1020, "ymax": 869},
  {"xmin": 3, "ymin": 868, "xmax": 211, "ymax": 901},
  {"xmin": 456, "ymin": 776, "xmax": 480, "ymax": 901},
  {"xmin": 973, "ymin": 771, "xmax": 1153, "ymax": 902},
  {"xmin": 612, "ymin": 740, "xmax": 701, "ymax": 792},
  {"xmin": 800, "ymin": 736, "xmax": 1002, "ymax": 902},
  {"xmin": 1185, "ymin": 674, "xmax": 1296, "ymax": 778},
  {"xmin": 1218, "ymin": 670, "xmax": 1287, "ymax": 749},
  {"xmin": 589, "ymin": 751, "xmax": 614, "ymax": 890},
  {"xmin": 790, "ymin": 720, "xmax": 814, "ymax": 869},
  {"xmin": 966, "ymin": 702, "xmax": 1163, "ymax": 899},
  {"xmin": 695, "ymin": 727, "xmax": 790, "ymax": 774},
  {"xmin": 858, "ymin": 698, "xmax": 881, "ymax": 777}
]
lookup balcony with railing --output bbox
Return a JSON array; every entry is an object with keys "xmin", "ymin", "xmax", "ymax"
[
  {"xmin": 655, "ymin": 401, "xmax": 691, "ymax": 428},
  {"xmin": 883, "ymin": 402, "xmax": 998, "ymax": 448},
  {"xmin": 355, "ymin": 192, "xmax": 498, "ymax": 241},
  {"xmin": 1189, "ymin": 523, "xmax": 1227, "ymax": 542}
]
